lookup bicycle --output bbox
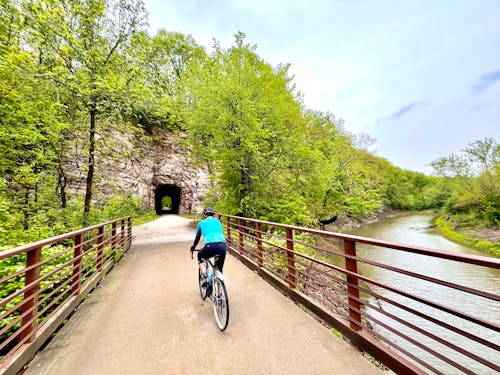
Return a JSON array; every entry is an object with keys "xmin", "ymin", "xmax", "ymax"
[{"xmin": 191, "ymin": 250, "xmax": 230, "ymax": 331}]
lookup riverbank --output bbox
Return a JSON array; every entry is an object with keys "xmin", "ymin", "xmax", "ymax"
[
  {"xmin": 434, "ymin": 215, "xmax": 500, "ymax": 257},
  {"xmin": 324, "ymin": 209, "xmax": 499, "ymax": 257},
  {"xmin": 322, "ymin": 209, "xmax": 403, "ymax": 232}
]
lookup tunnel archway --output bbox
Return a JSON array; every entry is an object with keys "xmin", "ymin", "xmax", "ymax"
[{"xmin": 155, "ymin": 184, "xmax": 181, "ymax": 214}]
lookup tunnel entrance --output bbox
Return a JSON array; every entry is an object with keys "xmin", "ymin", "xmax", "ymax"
[{"xmin": 155, "ymin": 184, "xmax": 181, "ymax": 214}]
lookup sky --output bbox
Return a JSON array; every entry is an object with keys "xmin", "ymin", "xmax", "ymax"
[{"xmin": 144, "ymin": 0, "xmax": 500, "ymax": 174}]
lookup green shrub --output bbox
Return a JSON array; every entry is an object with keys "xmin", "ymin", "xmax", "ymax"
[
  {"xmin": 482, "ymin": 194, "xmax": 500, "ymax": 226},
  {"xmin": 103, "ymin": 195, "xmax": 145, "ymax": 220}
]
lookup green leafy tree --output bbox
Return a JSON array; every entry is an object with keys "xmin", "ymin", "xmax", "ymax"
[
  {"xmin": 0, "ymin": 0, "xmax": 69, "ymax": 237},
  {"xmin": 124, "ymin": 29, "xmax": 206, "ymax": 132},
  {"xmin": 181, "ymin": 32, "xmax": 307, "ymax": 221},
  {"xmin": 431, "ymin": 138, "xmax": 500, "ymax": 225},
  {"xmin": 22, "ymin": 0, "xmax": 148, "ymax": 225}
]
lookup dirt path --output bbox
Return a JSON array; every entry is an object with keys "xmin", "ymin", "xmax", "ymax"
[{"xmin": 24, "ymin": 215, "xmax": 383, "ymax": 375}]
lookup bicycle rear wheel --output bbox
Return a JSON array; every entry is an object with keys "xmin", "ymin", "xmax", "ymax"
[
  {"xmin": 212, "ymin": 277, "xmax": 229, "ymax": 331},
  {"xmin": 198, "ymin": 266, "xmax": 208, "ymax": 300}
]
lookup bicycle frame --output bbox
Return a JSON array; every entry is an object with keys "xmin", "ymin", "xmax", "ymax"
[{"xmin": 192, "ymin": 250, "xmax": 229, "ymax": 331}]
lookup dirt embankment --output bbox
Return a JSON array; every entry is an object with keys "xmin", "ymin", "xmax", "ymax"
[{"xmin": 460, "ymin": 225, "xmax": 500, "ymax": 243}]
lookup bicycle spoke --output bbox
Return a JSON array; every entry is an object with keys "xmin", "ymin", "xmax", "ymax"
[{"xmin": 212, "ymin": 278, "xmax": 229, "ymax": 331}]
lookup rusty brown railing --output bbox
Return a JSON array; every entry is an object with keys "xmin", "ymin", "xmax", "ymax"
[
  {"xmin": 0, "ymin": 217, "xmax": 132, "ymax": 374},
  {"xmin": 220, "ymin": 214, "xmax": 500, "ymax": 375}
]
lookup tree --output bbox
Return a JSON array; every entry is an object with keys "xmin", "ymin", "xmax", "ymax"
[
  {"xmin": 0, "ymin": 0, "xmax": 69, "ymax": 234},
  {"xmin": 22, "ymin": 0, "xmax": 148, "ymax": 225},
  {"xmin": 430, "ymin": 138, "xmax": 500, "ymax": 223},
  {"xmin": 463, "ymin": 137, "xmax": 499, "ymax": 171},
  {"xmin": 124, "ymin": 29, "xmax": 206, "ymax": 132},
  {"xmin": 181, "ymin": 32, "xmax": 306, "ymax": 220}
]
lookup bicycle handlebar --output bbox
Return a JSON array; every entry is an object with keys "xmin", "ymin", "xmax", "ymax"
[{"xmin": 190, "ymin": 248, "xmax": 199, "ymax": 259}]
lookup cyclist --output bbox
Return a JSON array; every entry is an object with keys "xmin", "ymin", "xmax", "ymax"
[{"xmin": 190, "ymin": 207, "xmax": 227, "ymax": 284}]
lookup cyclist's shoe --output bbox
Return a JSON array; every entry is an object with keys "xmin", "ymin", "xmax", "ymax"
[{"xmin": 206, "ymin": 285, "xmax": 212, "ymax": 298}]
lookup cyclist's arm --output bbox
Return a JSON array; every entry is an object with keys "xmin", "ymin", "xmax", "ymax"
[{"xmin": 192, "ymin": 227, "xmax": 201, "ymax": 249}]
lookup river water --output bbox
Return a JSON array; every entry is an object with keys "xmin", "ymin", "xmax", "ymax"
[{"xmin": 341, "ymin": 212, "xmax": 499, "ymax": 374}]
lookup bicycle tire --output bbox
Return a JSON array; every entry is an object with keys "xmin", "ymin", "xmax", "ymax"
[
  {"xmin": 212, "ymin": 277, "xmax": 229, "ymax": 331},
  {"xmin": 198, "ymin": 266, "xmax": 208, "ymax": 300}
]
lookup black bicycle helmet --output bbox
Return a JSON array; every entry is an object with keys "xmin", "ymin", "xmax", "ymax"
[{"xmin": 203, "ymin": 207, "xmax": 216, "ymax": 216}]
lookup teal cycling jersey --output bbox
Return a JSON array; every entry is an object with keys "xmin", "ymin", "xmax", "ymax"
[{"xmin": 196, "ymin": 217, "xmax": 226, "ymax": 243}]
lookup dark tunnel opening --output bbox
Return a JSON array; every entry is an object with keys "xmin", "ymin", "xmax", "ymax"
[{"xmin": 155, "ymin": 184, "xmax": 181, "ymax": 214}]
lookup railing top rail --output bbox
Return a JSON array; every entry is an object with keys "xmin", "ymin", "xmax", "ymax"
[
  {"xmin": 219, "ymin": 213, "xmax": 500, "ymax": 269},
  {"xmin": 0, "ymin": 217, "xmax": 130, "ymax": 260}
]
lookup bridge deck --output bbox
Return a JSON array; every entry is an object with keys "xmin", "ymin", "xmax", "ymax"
[{"xmin": 24, "ymin": 216, "xmax": 382, "ymax": 375}]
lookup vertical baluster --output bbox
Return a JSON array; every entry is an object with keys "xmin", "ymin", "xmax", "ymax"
[
  {"xmin": 238, "ymin": 218, "xmax": 244, "ymax": 255},
  {"xmin": 111, "ymin": 222, "xmax": 117, "ymax": 255},
  {"xmin": 120, "ymin": 219, "xmax": 125, "ymax": 249},
  {"xmin": 257, "ymin": 222, "xmax": 263, "ymax": 267},
  {"xmin": 72, "ymin": 234, "xmax": 82, "ymax": 295},
  {"xmin": 19, "ymin": 246, "xmax": 42, "ymax": 343},
  {"xmin": 344, "ymin": 239, "xmax": 361, "ymax": 331},
  {"xmin": 226, "ymin": 217, "xmax": 232, "ymax": 247},
  {"xmin": 286, "ymin": 228, "xmax": 296, "ymax": 288},
  {"xmin": 97, "ymin": 227, "xmax": 104, "ymax": 272},
  {"xmin": 127, "ymin": 217, "xmax": 132, "ymax": 249}
]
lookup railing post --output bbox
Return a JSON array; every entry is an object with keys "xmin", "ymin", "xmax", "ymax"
[
  {"xmin": 127, "ymin": 217, "xmax": 132, "ymax": 249},
  {"xmin": 120, "ymin": 219, "xmax": 125, "ymax": 248},
  {"xmin": 19, "ymin": 246, "xmax": 42, "ymax": 343},
  {"xmin": 72, "ymin": 234, "xmax": 82, "ymax": 295},
  {"xmin": 97, "ymin": 227, "xmax": 104, "ymax": 272},
  {"xmin": 111, "ymin": 222, "xmax": 117, "ymax": 253},
  {"xmin": 226, "ymin": 217, "xmax": 232, "ymax": 247},
  {"xmin": 344, "ymin": 239, "xmax": 362, "ymax": 331},
  {"xmin": 286, "ymin": 228, "xmax": 296, "ymax": 288},
  {"xmin": 238, "ymin": 218, "xmax": 244, "ymax": 255},
  {"xmin": 256, "ymin": 222, "xmax": 263, "ymax": 267}
]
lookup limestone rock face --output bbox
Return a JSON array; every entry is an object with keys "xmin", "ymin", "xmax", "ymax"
[{"xmin": 92, "ymin": 128, "xmax": 209, "ymax": 214}]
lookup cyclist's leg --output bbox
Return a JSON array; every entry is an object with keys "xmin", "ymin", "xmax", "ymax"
[
  {"xmin": 212, "ymin": 242, "xmax": 227, "ymax": 273},
  {"xmin": 198, "ymin": 244, "xmax": 221, "ymax": 263},
  {"xmin": 197, "ymin": 246, "xmax": 212, "ymax": 275}
]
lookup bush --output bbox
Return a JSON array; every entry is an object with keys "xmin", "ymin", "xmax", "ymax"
[
  {"xmin": 482, "ymin": 194, "xmax": 500, "ymax": 226},
  {"xmin": 103, "ymin": 195, "xmax": 145, "ymax": 220}
]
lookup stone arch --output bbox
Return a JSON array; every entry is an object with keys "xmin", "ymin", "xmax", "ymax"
[{"xmin": 154, "ymin": 184, "xmax": 181, "ymax": 214}]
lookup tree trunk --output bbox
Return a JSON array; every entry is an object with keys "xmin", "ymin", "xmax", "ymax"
[
  {"xmin": 83, "ymin": 108, "xmax": 96, "ymax": 226},
  {"xmin": 58, "ymin": 164, "xmax": 67, "ymax": 209},
  {"xmin": 23, "ymin": 188, "xmax": 30, "ymax": 230}
]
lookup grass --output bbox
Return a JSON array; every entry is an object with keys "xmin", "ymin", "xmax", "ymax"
[
  {"xmin": 330, "ymin": 328, "xmax": 344, "ymax": 339},
  {"xmin": 132, "ymin": 211, "xmax": 160, "ymax": 225},
  {"xmin": 435, "ymin": 215, "xmax": 500, "ymax": 257}
]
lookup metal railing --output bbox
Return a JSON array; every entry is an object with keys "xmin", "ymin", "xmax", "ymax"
[
  {"xmin": 0, "ymin": 217, "xmax": 132, "ymax": 374},
  {"xmin": 219, "ymin": 214, "xmax": 500, "ymax": 375}
]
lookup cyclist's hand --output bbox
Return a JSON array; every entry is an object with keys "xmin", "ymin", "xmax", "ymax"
[{"xmin": 190, "ymin": 245, "xmax": 195, "ymax": 259}]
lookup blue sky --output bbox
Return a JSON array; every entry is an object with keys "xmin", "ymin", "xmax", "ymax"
[{"xmin": 144, "ymin": 0, "xmax": 500, "ymax": 173}]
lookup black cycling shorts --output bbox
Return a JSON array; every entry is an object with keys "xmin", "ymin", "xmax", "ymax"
[{"xmin": 198, "ymin": 242, "xmax": 227, "ymax": 272}]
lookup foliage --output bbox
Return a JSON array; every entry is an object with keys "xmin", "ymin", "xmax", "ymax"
[
  {"xmin": 0, "ymin": 0, "xmax": 496, "ymax": 255},
  {"xmin": 181, "ymin": 32, "xmax": 306, "ymax": 222},
  {"xmin": 435, "ymin": 215, "xmax": 499, "ymax": 256},
  {"xmin": 180, "ymin": 32, "xmax": 438, "ymax": 225},
  {"xmin": 431, "ymin": 138, "xmax": 500, "ymax": 227},
  {"xmin": 133, "ymin": 211, "xmax": 160, "ymax": 225}
]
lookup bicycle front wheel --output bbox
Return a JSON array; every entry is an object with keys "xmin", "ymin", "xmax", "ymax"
[{"xmin": 212, "ymin": 277, "xmax": 229, "ymax": 331}]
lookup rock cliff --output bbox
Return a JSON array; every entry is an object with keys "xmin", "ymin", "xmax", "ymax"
[{"xmin": 86, "ymin": 128, "xmax": 210, "ymax": 214}]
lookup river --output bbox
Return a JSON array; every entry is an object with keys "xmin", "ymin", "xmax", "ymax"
[{"xmin": 341, "ymin": 212, "xmax": 500, "ymax": 374}]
